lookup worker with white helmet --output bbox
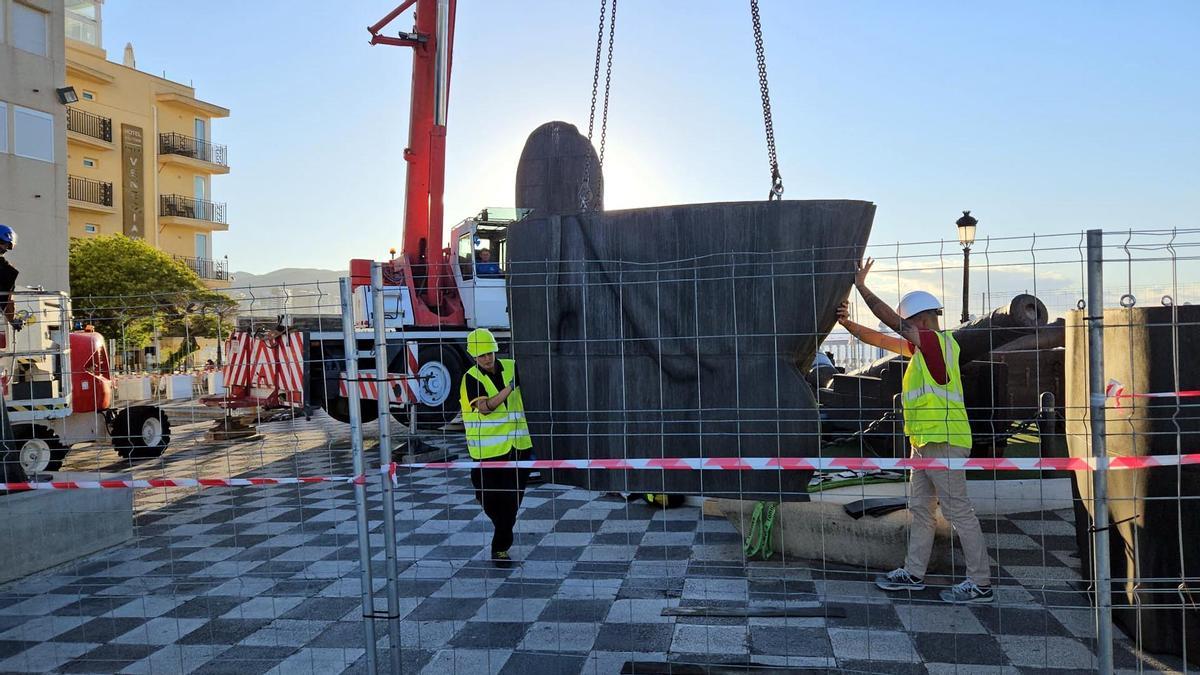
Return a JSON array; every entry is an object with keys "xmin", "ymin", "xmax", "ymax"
[
  {"xmin": 459, "ymin": 328, "xmax": 532, "ymax": 567},
  {"xmin": 839, "ymin": 257, "xmax": 991, "ymax": 604},
  {"xmin": 0, "ymin": 225, "xmax": 22, "ymax": 331}
]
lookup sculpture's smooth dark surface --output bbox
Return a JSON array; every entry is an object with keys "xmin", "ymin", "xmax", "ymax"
[
  {"xmin": 506, "ymin": 200, "xmax": 875, "ymax": 500},
  {"xmin": 515, "ymin": 121, "xmax": 602, "ymax": 217}
]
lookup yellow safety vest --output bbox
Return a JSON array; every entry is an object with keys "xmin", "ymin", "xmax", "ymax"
[
  {"xmin": 901, "ymin": 331, "xmax": 973, "ymax": 449},
  {"xmin": 459, "ymin": 359, "xmax": 533, "ymax": 460}
]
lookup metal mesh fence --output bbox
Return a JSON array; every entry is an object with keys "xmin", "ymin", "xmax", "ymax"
[{"xmin": 0, "ymin": 227, "xmax": 1196, "ymax": 673}]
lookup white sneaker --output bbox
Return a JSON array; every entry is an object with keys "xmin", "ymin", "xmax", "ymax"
[
  {"xmin": 939, "ymin": 579, "xmax": 994, "ymax": 604},
  {"xmin": 875, "ymin": 568, "xmax": 926, "ymax": 591}
]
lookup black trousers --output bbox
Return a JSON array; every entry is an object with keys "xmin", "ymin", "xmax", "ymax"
[{"xmin": 470, "ymin": 449, "xmax": 531, "ymax": 554}]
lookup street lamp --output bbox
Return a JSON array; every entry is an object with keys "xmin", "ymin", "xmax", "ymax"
[{"xmin": 956, "ymin": 210, "xmax": 978, "ymax": 324}]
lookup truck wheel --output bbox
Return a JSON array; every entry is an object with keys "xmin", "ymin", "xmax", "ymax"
[
  {"xmin": 13, "ymin": 425, "xmax": 67, "ymax": 474},
  {"xmin": 112, "ymin": 407, "xmax": 172, "ymax": 459},
  {"xmin": 325, "ymin": 397, "xmax": 379, "ymax": 424},
  {"xmin": 411, "ymin": 344, "xmax": 467, "ymax": 431}
]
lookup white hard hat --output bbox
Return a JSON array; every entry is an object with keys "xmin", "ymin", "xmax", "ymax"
[{"xmin": 897, "ymin": 291, "xmax": 943, "ymax": 319}]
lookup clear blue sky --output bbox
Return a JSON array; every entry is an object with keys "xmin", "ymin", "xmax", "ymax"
[{"xmin": 101, "ymin": 1, "xmax": 1200, "ymax": 275}]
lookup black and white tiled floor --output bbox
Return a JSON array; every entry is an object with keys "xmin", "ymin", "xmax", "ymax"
[{"xmin": 0, "ymin": 423, "xmax": 1189, "ymax": 674}]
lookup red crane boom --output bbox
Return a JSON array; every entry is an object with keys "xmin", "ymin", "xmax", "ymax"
[{"xmin": 367, "ymin": 0, "xmax": 462, "ymax": 326}]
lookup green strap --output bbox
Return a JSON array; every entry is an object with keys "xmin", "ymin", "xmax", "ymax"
[{"xmin": 742, "ymin": 501, "xmax": 778, "ymax": 560}]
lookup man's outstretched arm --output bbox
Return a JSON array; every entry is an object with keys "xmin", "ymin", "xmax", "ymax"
[{"xmin": 852, "ymin": 258, "xmax": 919, "ymax": 346}]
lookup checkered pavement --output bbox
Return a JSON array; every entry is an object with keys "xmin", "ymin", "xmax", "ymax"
[{"xmin": 0, "ymin": 417, "xmax": 1187, "ymax": 674}]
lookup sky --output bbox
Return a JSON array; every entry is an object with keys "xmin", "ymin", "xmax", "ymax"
[{"xmin": 100, "ymin": 1, "xmax": 1200, "ymax": 276}]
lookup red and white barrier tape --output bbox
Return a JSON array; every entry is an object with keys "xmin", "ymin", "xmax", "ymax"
[
  {"xmin": 0, "ymin": 475, "xmax": 364, "ymax": 491},
  {"xmin": 1107, "ymin": 379, "xmax": 1200, "ymax": 408},
  {"xmin": 4, "ymin": 452, "xmax": 1198, "ymax": 492},
  {"xmin": 389, "ymin": 453, "xmax": 1200, "ymax": 476}
]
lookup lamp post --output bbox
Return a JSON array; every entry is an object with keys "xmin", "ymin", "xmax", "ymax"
[{"xmin": 956, "ymin": 210, "xmax": 978, "ymax": 324}]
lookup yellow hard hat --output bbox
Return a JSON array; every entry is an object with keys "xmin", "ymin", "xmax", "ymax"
[{"xmin": 466, "ymin": 328, "xmax": 499, "ymax": 358}]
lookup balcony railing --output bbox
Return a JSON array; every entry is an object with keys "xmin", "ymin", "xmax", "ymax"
[
  {"xmin": 160, "ymin": 194, "xmax": 227, "ymax": 224},
  {"xmin": 158, "ymin": 132, "xmax": 228, "ymax": 167},
  {"xmin": 174, "ymin": 255, "xmax": 229, "ymax": 281},
  {"xmin": 66, "ymin": 107, "xmax": 112, "ymax": 143},
  {"xmin": 68, "ymin": 175, "xmax": 113, "ymax": 207}
]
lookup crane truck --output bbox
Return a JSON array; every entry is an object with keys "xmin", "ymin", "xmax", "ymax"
[{"xmin": 212, "ymin": 0, "xmax": 511, "ymax": 431}]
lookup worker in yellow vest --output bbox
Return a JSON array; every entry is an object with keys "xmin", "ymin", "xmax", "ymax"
[
  {"xmin": 839, "ymin": 258, "xmax": 992, "ymax": 604},
  {"xmin": 459, "ymin": 328, "xmax": 532, "ymax": 567}
]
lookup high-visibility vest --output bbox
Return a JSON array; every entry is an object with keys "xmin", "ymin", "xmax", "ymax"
[
  {"xmin": 459, "ymin": 359, "xmax": 533, "ymax": 460},
  {"xmin": 901, "ymin": 331, "xmax": 973, "ymax": 449}
]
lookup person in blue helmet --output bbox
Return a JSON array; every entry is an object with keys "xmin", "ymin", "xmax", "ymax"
[{"xmin": 0, "ymin": 226, "xmax": 21, "ymax": 332}]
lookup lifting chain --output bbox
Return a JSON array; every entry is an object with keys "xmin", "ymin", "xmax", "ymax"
[
  {"xmin": 580, "ymin": 0, "xmax": 617, "ymax": 211},
  {"xmin": 751, "ymin": 0, "xmax": 784, "ymax": 201}
]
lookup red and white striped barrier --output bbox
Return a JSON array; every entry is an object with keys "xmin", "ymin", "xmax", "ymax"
[
  {"xmin": 219, "ymin": 331, "xmax": 306, "ymax": 405},
  {"xmin": 339, "ymin": 341, "xmax": 420, "ymax": 404}
]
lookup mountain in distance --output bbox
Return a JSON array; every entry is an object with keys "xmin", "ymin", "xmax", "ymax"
[{"xmin": 224, "ymin": 267, "xmax": 344, "ymax": 315}]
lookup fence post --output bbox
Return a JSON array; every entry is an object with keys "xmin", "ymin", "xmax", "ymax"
[
  {"xmin": 1085, "ymin": 229, "xmax": 1114, "ymax": 674},
  {"xmin": 371, "ymin": 264, "xmax": 405, "ymax": 674},
  {"xmin": 340, "ymin": 277, "xmax": 379, "ymax": 674}
]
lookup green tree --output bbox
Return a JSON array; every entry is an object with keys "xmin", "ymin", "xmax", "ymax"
[{"xmin": 69, "ymin": 235, "xmax": 235, "ymax": 357}]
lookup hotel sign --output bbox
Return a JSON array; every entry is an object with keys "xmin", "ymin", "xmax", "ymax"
[{"xmin": 121, "ymin": 124, "xmax": 145, "ymax": 238}]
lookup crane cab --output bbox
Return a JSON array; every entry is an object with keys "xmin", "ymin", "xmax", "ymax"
[{"xmin": 449, "ymin": 208, "xmax": 529, "ymax": 329}]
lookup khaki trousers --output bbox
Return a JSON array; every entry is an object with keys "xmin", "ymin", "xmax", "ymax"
[{"xmin": 903, "ymin": 441, "xmax": 991, "ymax": 586}]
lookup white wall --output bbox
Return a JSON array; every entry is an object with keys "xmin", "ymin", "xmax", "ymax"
[{"xmin": 0, "ymin": 0, "xmax": 69, "ymax": 293}]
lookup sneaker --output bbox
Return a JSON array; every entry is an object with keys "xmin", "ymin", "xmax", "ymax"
[
  {"xmin": 491, "ymin": 550, "xmax": 513, "ymax": 569},
  {"xmin": 939, "ymin": 580, "xmax": 994, "ymax": 604},
  {"xmin": 875, "ymin": 568, "xmax": 926, "ymax": 591}
]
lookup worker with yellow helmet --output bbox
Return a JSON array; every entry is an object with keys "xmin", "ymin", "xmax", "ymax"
[{"xmin": 459, "ymin": 328, "xmax": 532, "ymax": 566}]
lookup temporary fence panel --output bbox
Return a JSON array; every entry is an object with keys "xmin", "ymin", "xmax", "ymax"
[{"xmin": 0, "ymin": 230, "xmax": 1196, "ymax": 674}]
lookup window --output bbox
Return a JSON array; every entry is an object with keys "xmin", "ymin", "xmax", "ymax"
[
  {"xmin": 84, "ymin": 224, "xmax": 99, "ymax": 234},
  {"xmin": 81, "ymin": 91, "xmax": 96, "ymax": 101},
  {"xmin": 13, "ymin": 106, "xmax": 54, "ymax": 162},
  {"xmin": 0, "ymin": 103, "xmax": 7, "ymax": 154},
  {"xmin": 12, "ymin": 3, "xmax": 49, "ymax": 56},
  {"xmin": 66, "ymin": 0, "xmax": 102, "ymax": 47},
  {"xmin": 457, "ymin": 235, "xmax": 474, "ymax": 280},
  {"xmin": 83, "ymin": 157, "xmax": 96, "ymax": 168}
]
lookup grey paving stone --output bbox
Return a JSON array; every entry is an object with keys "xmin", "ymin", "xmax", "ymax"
[
  {"xmin": 278, "ymin": 596, "xmax": 360, "ymax": 621},
  {"xmin": 420, "ymin": 648, "xmax": 510, "ymax": 675},
  {"xmin": 670, "ymin": 623, "xmax": 749, "ymax": 656},
  {"xmin": 111, "ymin": 617, "xmax": 208, "ymax": 645},
  {"xmin": 896, "ymin": 603, "xmax": 989, "ymax": 634},
  {"xmin": 592, "ymin": 622, "xmax": 676, "ymax": 653},
  {"xmin": 176, "ymin": 619, "xmax": 272, "ymax": 646},
  {"xmin": 912, "ymin": 631, "xmax": 1010, "ymax": 666},
  {"xmin": 536, "ymin": 599, "xmax": 612, "ymax": 623},
  {"xmin": 59, "ymin": 643, "xmax": 159, "ymax": 674},
  {"xmin": 408, "ymin": 596, "xmax": 487, "ymax": 621},
  {"xmin": 447, "ymin": 622, "xmax": 529, "ymax": 650},
  {"xmin": 515, "ymin": 621, "xmax": 601, "ymax": 654},
  {"xmin": 190, "ymin": 645, "xmax": 298, "ymax": 675},
  {"xmin": 748, "ymin": 625, "xmax": 832, "ymax": 657},
  {"xmin": 998, "ymin": 634, "xmax": 1099, "ymax": 670},
  {"xmin": 0, "ymin": 641, "xmax": 99, "ymax": 673},
  {"xmin": 500, "ymin": 650, "xmax": 587, "ymax": 675},
  {"xmin": 829, "ymin": 628, "xmax": 920, "ymax": 663},
  {"xmin": 238, "ymin": 619, "xmax": 328, "ymax": 647}
]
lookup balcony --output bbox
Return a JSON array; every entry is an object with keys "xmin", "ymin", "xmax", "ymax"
[
  {"xmin": 68, "ymin": 175, "xmax": 114, "ymax": 213},
  {"xmin": 157, "ymin": 132, "xmax": 229, "ymax": 174},
  {"xmin": 66, "ymin": 107, "xmax": 113, "ymax": 149},
  {"xmin": 159, "ymin": 194, "xmax": 228, "ymax": 231},
  {"xmin": 174, "ymin": 255, "xmax": 229, "ymax": 282}
]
